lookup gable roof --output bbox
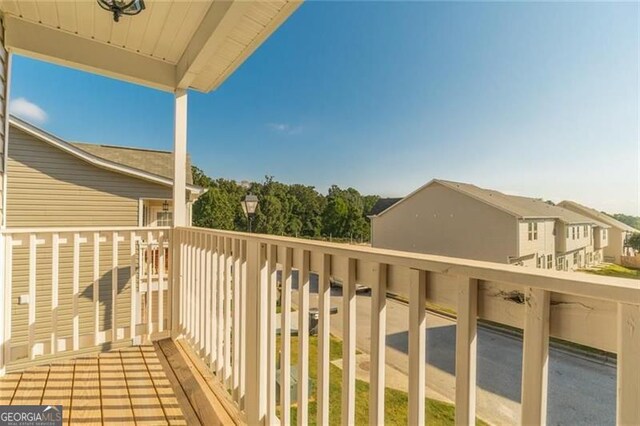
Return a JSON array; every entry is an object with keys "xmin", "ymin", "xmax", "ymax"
[
  {"xmin": 376, "ymin": 178, "xmax": 608, "ymax": 226},
  {"xmin": 368, "ymin": 198, "xmax": 402, "ymax": 216},
  {"xmin": 70, "ymin": 142, "xmax": 194, "ymax": 185},
  {"xmin": 558, "ymin": 200, "xmax": 638, "ymax": 233},
  {"xmin": 9, "ymin": 116, "xmax": 204, "ymax": 195}
]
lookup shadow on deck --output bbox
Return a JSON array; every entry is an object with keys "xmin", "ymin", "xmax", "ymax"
[{"xmin": 0, "ymin": 339, "xmax": 241, "ymax": 425}]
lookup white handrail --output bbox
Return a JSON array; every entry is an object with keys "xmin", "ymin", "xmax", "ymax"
[{"xmin": 174, "ymin": 226, "xmax": 639, "ymax": 426}]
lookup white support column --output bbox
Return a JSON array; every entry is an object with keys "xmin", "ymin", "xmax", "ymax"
[{"xmin": 172, "ymin": 89, "xmax": 188, "ymax": 228}]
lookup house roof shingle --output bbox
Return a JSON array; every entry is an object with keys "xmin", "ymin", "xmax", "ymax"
[
  {"xmin": 70, "ymin": 142, "xmax": 194, "ymax": 185},
  {"xmin": 376, "ymin": 178, "xmax": 610, "ymax": 227},
  {"xmin": 558, "ymin": 200, "xmax": 638, "ymax": 233},
  {"xmin": 369, "ymin": 198, "xmax": 402, "ymax": 216}
]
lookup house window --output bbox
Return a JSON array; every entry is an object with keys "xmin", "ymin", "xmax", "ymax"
[
  {"xmin": 572, "ymin": 227, "xmax": 576, "ymax": 240},
  {"xmin": 156, "ymin": 212, "xmax": 173, "ymax": 227},
  {"xmin": 573, "ymin": 252, "xmax": 579, "ymax": 265},
  {"xmin": 528, "ymin": 222, "xmax": 538, "ymax": 241},
  {"xmin": 577, "ymin": 227, "xmax": 580, "ymax": 239},
  {"xmin": 565, "ymin": 226, "xmax": 569, "ymax": 238},
  {"xmin": 547, "ymin": 254, "xmax": 553, "ymax": 269},
  {"xmin": 603, "ymin": 229, "xmax": 607, "ymax": 240},
  {"xmin": 556, "ymin": 256, "xmax": 564, "ymax": 271},
  {"xmin": 537, "ymin": 255, "xmax": 545, "ymax": 269}
]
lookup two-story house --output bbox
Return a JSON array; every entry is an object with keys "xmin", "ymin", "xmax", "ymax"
[
  {"xmin": 558, "ymin": 200, "xmax": 638, "ymax": 264},
  {"xmin": 369, "ymin": 179, "xmax": 608, "ymax": 270}
]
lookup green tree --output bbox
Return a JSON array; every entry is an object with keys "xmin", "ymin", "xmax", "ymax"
[
  {"xmin": 627, "ymin": 233, "xmax": 640, "ymax": 251},
  {"xmin": 190, "ymin": 168, "xmax": 379, "ymax": 241},
  {"xmin": 611, "ymin": 213, "xmax": 640, "ymax": 231}
]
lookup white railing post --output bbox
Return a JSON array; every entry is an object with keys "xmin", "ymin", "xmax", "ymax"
[
  {"xmin": 27, "ymin": 233, "xmax": 37, "ymax": 359},
  {"xmin": 297, "ymin": 249, "xmax": 311, "ymax": 426},
  {"xmin": 369, "ymin": 263, "xmax": 387, "ymax": 425},
  {"xmin": 245, "ymin": 239, "xmax": 268, "ymax": 425},
  {"xmin": 521, "ymin": 287, "xmax": 550, "ymax": 425},
  {"xmin": 617, "ymin": 302, "xmax": 640, "ymax": 425},
  {"xmin": 130, "ymin": 231, "xmax": 139, "ymax": 343},
  {"xmin": 267, "ymin": 243, "xmax": 278, "ymax": 423},
  {"xmin": 317, "ymin": 253, "xmax": 331, "ymax": 425},
  {"xmin": 341, "ymin": 257, "xmax": 357, "ymax": 426},
  {"xmin": 455, "ymin": 278, "xmax": 478, "ymax": 426},
  {"xmin": 409, "ymin": 268, "xmax": 427, "ymax": 426},
  {"xmin": 279, "ymin": 246, "xmax": 293, "ymax": 423},
  {"xmin": 168, "ymin": 228, "xmax": 183, "ymax": 339},
  {"xmin": 51, "ymin": 233, "xmax": 60, "ymax": 355}
]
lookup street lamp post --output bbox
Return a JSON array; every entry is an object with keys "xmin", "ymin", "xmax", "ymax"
[{"xmin": 241, "ymin": 194, "xmax": 258, "ymax": 232}]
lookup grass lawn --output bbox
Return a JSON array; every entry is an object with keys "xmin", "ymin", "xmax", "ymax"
[
  {"xmin": 278, "ymin": 334, "xmax": 487, "ymax": 425},
  {"xmin": 583, "ymin": 264, "xmax": 640, "ymax": 280}
]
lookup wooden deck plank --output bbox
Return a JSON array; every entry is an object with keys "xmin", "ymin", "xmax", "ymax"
[
  {"xmin": 153, "ymin": 341, "xmax": 201, "ymax": 426},
  {"xmin": 11, "ymin": 365, "xmax": 48, "ymax": 405},
  {"xmin": 70, "ymin": 357, "xmax": 102, "ymax": 424},
  {"xmin": 99, "ymin": 351, "xmax": 135, "ymax": 425},
  {"xmin": 120, "ymin": 346, "xmax": 168, "ymax": 425},
  {"xmin": 142, "ymin": 345, "xmax": 188, "ymax": 425},
  {"xmin": 41, "ymin": 362, "xmax": 74, "ymax": 424},
  {"xmin": 0, "ymin": 341, "xmax": 235, "ymax": 426},
  {"xmin": 157, "ymin": 339, "xmax": 234, "ymax": 426},
  {"xmin": 0, "ymin": 373, "xmax": 22, "ymax": 405}
]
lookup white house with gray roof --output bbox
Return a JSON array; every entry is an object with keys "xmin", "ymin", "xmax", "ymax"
[
  {"xmin": 370, "ymin": 179, "xmax": 609, "ymax": 271},
  {"xmin": 558, "ymin": 200, "xmax": 638, "ymax": 264}
]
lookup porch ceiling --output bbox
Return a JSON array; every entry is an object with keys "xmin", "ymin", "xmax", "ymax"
[{"xmin": 0, "ymin": 0, "xmax": 301, "ymax": 92}]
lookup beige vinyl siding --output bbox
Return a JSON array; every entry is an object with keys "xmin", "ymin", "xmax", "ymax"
[
  {"xmin": 6, "ymin": 127, "xmax": 172, "ymax": 362},
  {"xmin": 6, "ymin": 126, "xmax": 172, "ymax": 227},
  {"xmin": 517, "ymin": 219, "xmax": 555, "ymax": 264},
  {"xmin": 371, "ymin": 181, "xmax": 518, "ymax": 264},
  {"xmin": 604, "ymin": 228, "xmax": 624, "ymax": 263}
]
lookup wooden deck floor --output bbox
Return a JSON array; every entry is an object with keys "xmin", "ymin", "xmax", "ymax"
[{"xmin": 0, "ymin": 340, "xmax": 238, "ymax": 425}]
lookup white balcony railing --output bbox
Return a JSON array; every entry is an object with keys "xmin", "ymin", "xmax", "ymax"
[
  {"xmin": 1, "ymin": 225, "xmax": 639, "ymax": 424},
  {"xmin": 1, "ymin": 226, "xmax": 171, "ymax": 371},
  {"xmin": 175, "ymin": 226, "xmax": 639, "ymax": 425}
]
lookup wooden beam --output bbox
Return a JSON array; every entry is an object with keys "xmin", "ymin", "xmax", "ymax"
[
  {"xmin": 175, "ymin": 1, "xmax": 252, "ymax": 89},
  {"xmin": 4, "ymin": 15, "xmax": 176, "ymax": 92}
]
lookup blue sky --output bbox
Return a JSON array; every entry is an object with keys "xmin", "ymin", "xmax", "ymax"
[{"xmin": 9, "ymin": 1, "xmax": 639, "ymax": 215}]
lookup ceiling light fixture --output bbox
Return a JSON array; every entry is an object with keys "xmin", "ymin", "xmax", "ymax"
[{"xmin": 97, "ymin": 0, "xmax": 146, "ymax": 23}]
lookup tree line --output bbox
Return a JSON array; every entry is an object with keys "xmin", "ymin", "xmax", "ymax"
[{"xmin": 191, "ymin": 167, "xmax": 379, "ymax": 241}]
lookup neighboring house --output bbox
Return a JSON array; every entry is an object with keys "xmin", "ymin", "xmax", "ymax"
[
  {"xmin": 5, "ymin": 116, "xmax": 205, "ymax": 228},
  {"xmin": 369, "ymin": 179, "xmax": 609, "ymax": 271},
  {"xmin": 4, "ymin": 116, "xmax": 205, "ymax": 359},
  {"xmin": 558, "ymin": 200, "xmax": 639, "ymax": 264}
]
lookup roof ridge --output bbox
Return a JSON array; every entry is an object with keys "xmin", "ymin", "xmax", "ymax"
[{"xmin": 71, "ymin": 141, "xmax": 173, "ymax": 155}]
